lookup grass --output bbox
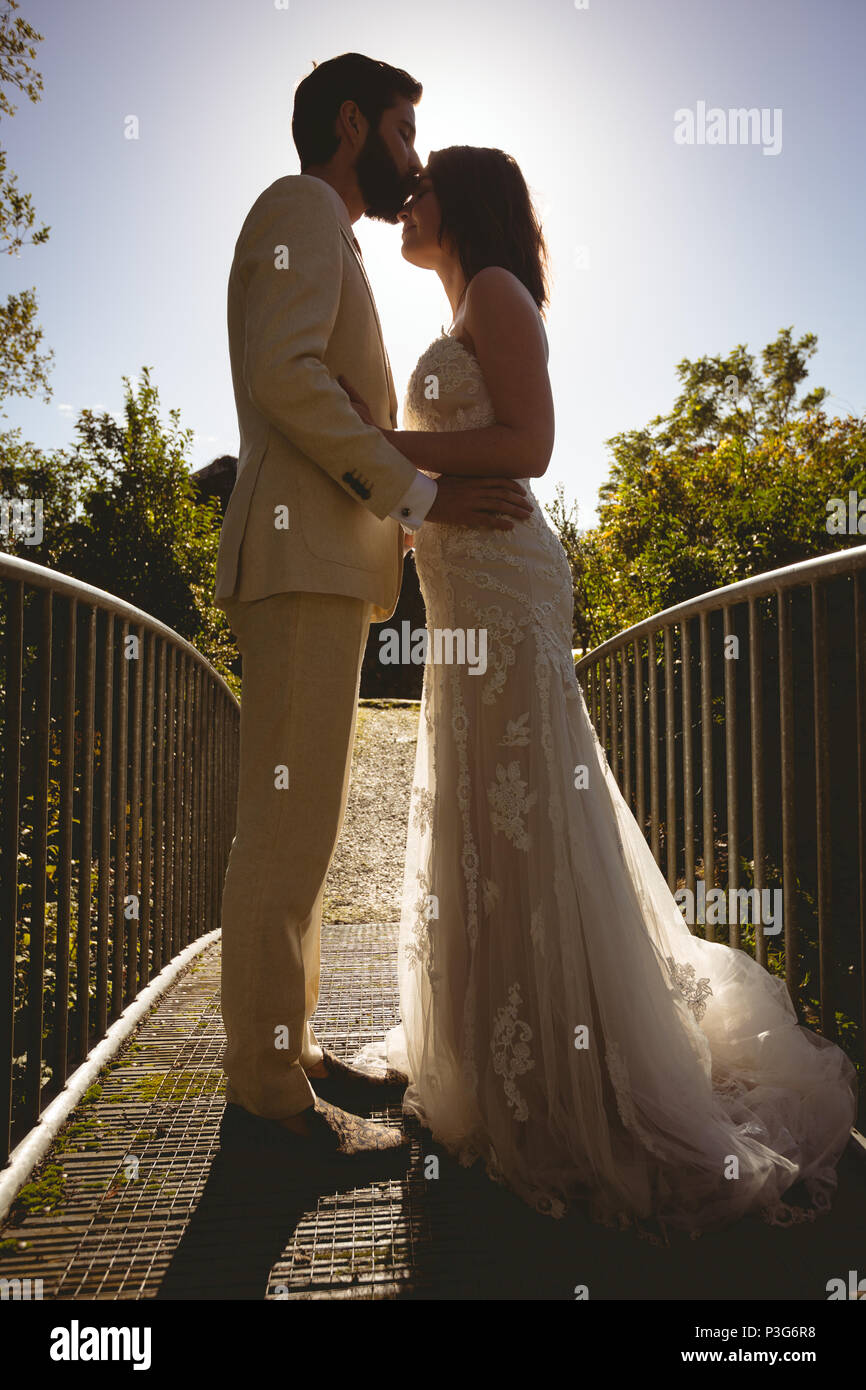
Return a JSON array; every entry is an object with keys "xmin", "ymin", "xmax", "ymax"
[
  {"xmin": 110, "ymin": 1069, "xmax": 224, "ymax": 1105},
  {"xmin": 7, "ymin": 1164, "xmax": 66, "ymax": 1223}
]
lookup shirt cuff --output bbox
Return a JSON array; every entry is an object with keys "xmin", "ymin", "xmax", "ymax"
[{"xmin": 389, "ymin": 470, "xmax": 437, "ymax": 531}]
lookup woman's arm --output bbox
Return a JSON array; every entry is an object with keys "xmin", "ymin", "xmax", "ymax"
[
  {"xmin": 342, "ymin": 268, "xmax": 554, "ymax": 479},
  {"xmin": 393, "ymin": 267, "xmax": 553, "ymax": 478}
]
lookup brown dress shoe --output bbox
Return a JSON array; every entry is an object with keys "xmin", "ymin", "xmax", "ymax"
[
  {"xmin": 219, "ymin": 1096, "xmax": 409, "ymax": 1161},
  {"xmin": 307, "ymin": 1047, "xmax": 408, "ymax": 1111}
]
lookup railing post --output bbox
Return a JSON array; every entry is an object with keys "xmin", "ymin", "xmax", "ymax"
[
  {"xmin": 855, "ymin": 570, "xmax": 866, "ymax": 1084},
  {"xmin": 112, "ymin": 619, "xmax": 130, "ymax": 1020},
  {"xmin": 699, "ymin": 610, "xmax": 715, "ymax": 941},
  {"xmin": 76, "ymin": 606, "xmax": 96, "ymax": 1064},
  {"xmin": 0, "ymin": 580, "xmax": 23, "ymax": 1164},
  {"xmin": 633, "ymin": 638, "xmax": 645, "ymax": 834},
  {"xmin": 55, "ymin": 596, "xmax": 77, "ymax": 1088},
  {"xmin": 664, "ymin": 625, "xmax": 677, "ymax": 891},
  {"xmin": 127, "ymin": 622, "xmax": 144, "ymax": 1005},
  {"xmin": 648, "ymin": 632, "xmax": 661, "ymax": 866},
  {"xmin": 181, "ymin": 655, "xmax": 195, "ymax": 948},
  {"xmin": 610, "ymin": 645, "xmax": 620, "ymax": 788},
  {"xmin": 194, "ymin": 663, "xmax": 206, "ymax": 939},
  {"xmin": 140, "ymin": 629, "xmax": 155, "ymax": 992},
  {"xmin": 25, "ymin": 589, "xmax": 52, "ymax": 1124},
  {"xmin": 153, "ymin": 638, "xmax": 168, "ymax": 977},
  {"xmin": 681, "ymin": 619, "xmax": 696, "ymax": 908},
  {"xmin": 748, "ymin": 598, "xmax": 767, "ymax": 968},
  {"xmin": 170, "ymin": 648, "xmax": 183, "ymax": 961},
  {"xmin": 812, "ymin": 581, "xmax": 834, "ymax": 1041},
  {"xmin": 621, "ymin": 646, "xmax": 632, "ymax": 808},
  {"xmin": 96, "ymin": 613, "xmax": 114, "ymax": 1038},
  {"xmin": 723, "ymin": 607, "xmax": 740, "ymax": 949},
  {"xmin": 777, "ymin": 588, "xmax": 799, "ymax": 1009}
]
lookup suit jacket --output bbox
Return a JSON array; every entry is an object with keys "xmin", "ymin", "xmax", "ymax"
[{"xmin": 214, "ymin": 174, "xmax": 419, "ymax": 621}]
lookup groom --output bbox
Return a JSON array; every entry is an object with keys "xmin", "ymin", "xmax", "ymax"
[{"xmin": 214, "ymin": 53, "xmax": 532, "ymax": 1159}]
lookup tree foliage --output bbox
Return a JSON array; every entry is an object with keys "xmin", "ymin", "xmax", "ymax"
[
  {"xmin": 0, "ymin": 368, "xmax": 239, "ymax": 694},
  {"xmin": 547, "ymin": 328, "xmax": 866, "ymax": 649},
  {"xmin": 0, "ymin": 0, "xmax": 53, "ymax": 408}
]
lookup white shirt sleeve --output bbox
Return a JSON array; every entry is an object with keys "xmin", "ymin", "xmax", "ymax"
[{"xmin": 389, "ymin": 469, "xmax": 438, "ymax": 531}]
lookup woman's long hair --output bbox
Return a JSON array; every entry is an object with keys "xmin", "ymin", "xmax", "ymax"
[{"xmin": 426, "ymin": 146, "xmax": 550, "ymax": 314}]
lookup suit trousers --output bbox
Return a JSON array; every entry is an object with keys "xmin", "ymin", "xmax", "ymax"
[{"xmin": 218, "ymin": 590, "xmax": 373, "ymax": 1117}]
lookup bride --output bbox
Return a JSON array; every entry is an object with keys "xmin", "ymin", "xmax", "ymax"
[{"xmin": 342, "ymin": 144, "xmax": 857, "ymax": 1242}]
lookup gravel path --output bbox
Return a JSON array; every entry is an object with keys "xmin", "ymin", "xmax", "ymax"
[{"xmin": 321, "ymin": 700, "xmax": 420, "ymax": 925}]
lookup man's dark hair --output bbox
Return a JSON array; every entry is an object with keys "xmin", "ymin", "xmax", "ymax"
[{"xmin": 292, "ymin": 53, "xmax": 422, "ymax": 170}]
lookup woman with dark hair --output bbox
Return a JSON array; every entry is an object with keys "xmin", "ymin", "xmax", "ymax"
[{"xmin": 344, "ymin": 146, "xmax": 856, "ymax": 1243}]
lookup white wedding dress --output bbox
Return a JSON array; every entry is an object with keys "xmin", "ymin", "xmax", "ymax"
[{"xmin": 354, "ymin": 324, "xmax": 858, "ymax": 1242}]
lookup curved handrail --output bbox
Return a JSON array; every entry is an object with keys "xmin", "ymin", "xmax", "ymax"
[
  {"xmin": 0, "ymin": 553, "xmax": 238, "ymax": 705},
  {"xmin": 575, "ymin": 542, "xmax": 866, "ymax": 672}
]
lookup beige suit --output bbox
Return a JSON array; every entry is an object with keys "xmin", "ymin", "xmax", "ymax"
[
  {"xmin": 215, "ymin": 173, "xmax": 418, "ymax": 618},
  {"xmin": 216, "ymin": 175, "xmax": 419, "ymax": 1117}
]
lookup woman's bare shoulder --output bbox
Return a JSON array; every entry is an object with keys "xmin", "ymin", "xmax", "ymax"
[{"xmin": 463, "ymin": 267, "xmax": 546, "ymax": 355}]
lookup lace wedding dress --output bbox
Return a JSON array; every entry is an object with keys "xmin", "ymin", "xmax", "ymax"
[{"xmin": 354, "ymin": 325, "xmax": 857, "ymax": 1242}]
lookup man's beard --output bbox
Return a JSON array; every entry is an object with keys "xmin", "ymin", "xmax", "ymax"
[{"xmin": 356, "ymin": 128, "xmax": 417, "ymax": 223}]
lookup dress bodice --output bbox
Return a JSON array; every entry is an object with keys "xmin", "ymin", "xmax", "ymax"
[
  {"xmin": 400, "ymin": 326, "xmax": 579, "ymax": 704},
  {"xmin": 403, "ymin": 331, "xmax": 498, "ymax": 436}
]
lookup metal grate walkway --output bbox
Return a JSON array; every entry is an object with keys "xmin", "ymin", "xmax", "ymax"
[{"xmin": 2, "ymin": 923, "xmax": 866, "ymax": 1301}]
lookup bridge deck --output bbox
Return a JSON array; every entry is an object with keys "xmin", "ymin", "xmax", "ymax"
[
  {"xmin": 2, "ymin": 703, "xmax": 865, "ymax": 1300},
  {"xmin": 2, "ymin": 923, "xmax": 865, "ymax": 1301}
]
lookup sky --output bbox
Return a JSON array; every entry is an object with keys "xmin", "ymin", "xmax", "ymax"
[{"xmin": 2, "ymin": 0, "xmax": 865, "ymax": 528}]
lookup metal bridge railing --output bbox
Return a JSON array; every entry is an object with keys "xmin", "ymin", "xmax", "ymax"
[
  {"xmin": 575, "ymin": 544, "xmax": 866, "ymax": 1112},
  {"xmin": 0, "ymin": 555, "xmax": 239, "ymax": 1165}
]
